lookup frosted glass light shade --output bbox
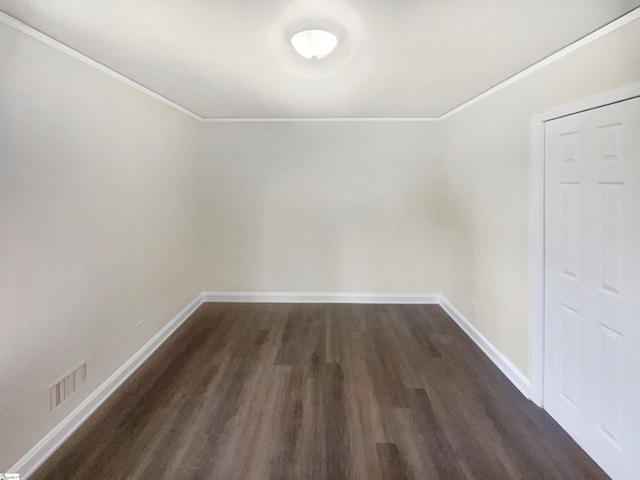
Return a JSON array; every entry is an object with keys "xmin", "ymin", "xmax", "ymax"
[{"xmin": 291, "ymin": 30, "xmax": 338, "ymax": 60}]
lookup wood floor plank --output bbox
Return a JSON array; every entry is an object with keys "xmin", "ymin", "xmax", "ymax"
[
  {"xmin": 375, "ymin": 443, "xmax": 410, "ymax": 480},
  {"xmin": 31, "ymin": 303, "xmax": 611, "ymax": 480},
  {"xmin": 325, "ymin": 363, "xmax": 348, "ymax": 480}
]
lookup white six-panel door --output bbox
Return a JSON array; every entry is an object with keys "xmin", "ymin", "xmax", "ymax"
[{"xmin": 544, "ymin": 96, "xmax": 640, "ymax": 479}]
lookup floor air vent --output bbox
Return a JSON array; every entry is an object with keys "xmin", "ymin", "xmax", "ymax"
[{"xmin": 50, "ymin": 362, "xmax": 86, "ymax": 411}]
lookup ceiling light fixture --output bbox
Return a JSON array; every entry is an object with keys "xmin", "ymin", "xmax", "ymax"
[{"xmin": 291, "ymin": 29, "xmax": 338, "ymax": 60}]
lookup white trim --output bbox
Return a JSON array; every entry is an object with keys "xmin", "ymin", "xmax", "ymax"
[
  {"xmin": 529, "ymin": 81, "xmax": 640, "ymax": 408},
  {"xmin": 11, "ymin": 291, "xmax": 532, "ymax": 478},
  {"xmin": 201, "ymin": 291, "xmax": 441, "ymax": 304},
  {"xmin": 440, "ymin": 8, "xmax": 640, "ymax": 120},
  {"xmin": 11, "ymin": 293, "xmax": 206, "ymax": 479},
  {"xmin": 204, "ymin": 292, "xmax": 531, "ymax": 396},
  {"xmin": 0, "ymin": 12, "xmax": 203, "ymax": 122},
  {"xmin": 1, "ymin": 8, "xmax": 638, "ymax": 122},
  {"xmin": 200, "ymin": 117, "xmax": 441, "ymax": 122},
  {"xmin": 533, "ymin": 82, "xmax": 640, "ymax": 123},
  {"xmin": 529, "ymin": 115, "xmax": 546, "ymax": 407},
  {"xmin": 439, "ymin": 297, "xmax": 532, "ymax": 399}
]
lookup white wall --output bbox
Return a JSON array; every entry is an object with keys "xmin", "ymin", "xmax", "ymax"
[
  {"xmin": 2, "ymin": 8, "xmax": 640, "ymax": 473},
  {"xmin": 440, "ymin": 18, "xmax": 640, "ymax": 376},
  {"xmin": 197, "ymin": 121, "xmax": 455, "ymax": 294},
  {"xmin": 0, "ymin": 24, "xmax": 204, "ymax": 469},
  {"xmin": 195, "ymin": 16, "xmax": 640, "ymax": 380}
]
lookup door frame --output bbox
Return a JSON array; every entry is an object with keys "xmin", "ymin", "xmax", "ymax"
[{"xmin": 529, "ymin": 81, "xmax": 640, "ymax": 407}]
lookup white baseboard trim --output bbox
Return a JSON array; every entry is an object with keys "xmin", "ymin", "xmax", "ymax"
[
  {"xmin": 203, "ymin": 291, "xmax": 531, "ymax": 397},
  {"xmin": 438, "ymin": 296, "xmax": 532, "ymax": 399},
  {"xmin": 201, "ymin": 291, "xmax": 441, "ymax": 304},
  {"xmin": 14, "ymin": 291, "xmax": 531, "ymax": 478},
  {"xmin": 13, "ymin": 293, "xmax": 206, "ymax": 479}
]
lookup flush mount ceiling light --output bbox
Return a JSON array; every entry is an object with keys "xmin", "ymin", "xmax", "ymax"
[{"xmin": 291, "ymin": 29, "xmax": 338, "ymax": 60}]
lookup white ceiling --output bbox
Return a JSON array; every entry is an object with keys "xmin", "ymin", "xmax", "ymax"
[{"xmin": 2, "ymin": 1, "xmax": 639, "ymax": 119}]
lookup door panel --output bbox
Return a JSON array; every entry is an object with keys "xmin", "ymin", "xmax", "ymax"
[{"xmin": 544, "ymin": 96, "xmax": 640, "ymax": 480}]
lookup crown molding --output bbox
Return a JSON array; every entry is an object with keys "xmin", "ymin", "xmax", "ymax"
[
  {"xmin": 1, "ymin": 7, "xmax": 639, "ymax": 123},
  {"xmin": 0, "ymin": 11, "xmax": 204, "ymax": 121},
  {"xmin": 439, "ymin": 7, "xmax": 640, "ymax": 120},
  {"xmin": 200, "ymin": 116, "xmax": 441, "ymax": 122}
]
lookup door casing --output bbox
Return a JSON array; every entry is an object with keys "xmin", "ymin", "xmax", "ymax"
[{"xmin": 529, "ymin": 81, "xmax": 640, "ymax": 407}]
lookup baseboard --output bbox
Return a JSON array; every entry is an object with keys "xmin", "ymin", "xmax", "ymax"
[
  {"xmin": 12, "ymin": 293, "xmax": 206, "ymax": 479},
  {"xmin": 188, "ymin": 292, "xmax": 531, "ymax": 398},
  {"xmin": 14, "ymin": 291, "xmax": 531, "ymax": 478},
  {"xmin": 203, "ymin": 291, "xmax": 531, "ymax": 397},
  {"xmin": 438, "ymin": 296, "xmax": 532, "ymax": 399},
  {"xmin": 201, "ymin": 291, "xmax": 441, "ymax": 304}
]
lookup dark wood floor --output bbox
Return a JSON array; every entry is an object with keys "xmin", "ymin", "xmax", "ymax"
[{"xmin": 32, "ymin": 303, "xmax": 609, "ymax": 480}]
